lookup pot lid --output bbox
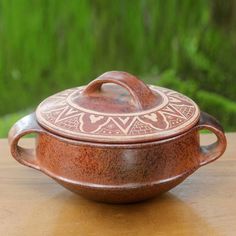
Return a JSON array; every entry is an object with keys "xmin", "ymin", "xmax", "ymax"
[{"xmin": 36, "ymin": 71, "xmax": 200, "ymax": 143}]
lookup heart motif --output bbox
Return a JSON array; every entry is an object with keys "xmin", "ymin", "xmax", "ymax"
[
  {"xmin": 89, "ymin": 115, "xmax": 104, "ymax": 123},
  {"xmin": 144, "ymin": 113, "xmax": 158, "ymax": 122}
]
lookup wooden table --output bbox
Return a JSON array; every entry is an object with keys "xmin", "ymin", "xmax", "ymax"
[{"xmin": 0, "ymin": 133, "xmax": 235, "ymax": 236}]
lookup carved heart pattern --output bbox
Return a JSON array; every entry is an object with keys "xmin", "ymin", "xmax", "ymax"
[
  {"xmin": 143, "ymin": 113, "xmax": 158, "ymax": 122},
  {"xmin": 89, "ymin": 115, "xmax": 104, "ymax": 123}
]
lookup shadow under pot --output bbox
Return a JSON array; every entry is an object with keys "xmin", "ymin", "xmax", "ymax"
[{"xmin": 9, "ymin": 71, "xmax": 227, "ymax": 203}]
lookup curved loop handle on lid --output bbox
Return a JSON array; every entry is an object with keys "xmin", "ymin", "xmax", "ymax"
[{"xmin": 82, "ymin": 71, "xmax": 157, "ymax": 110}]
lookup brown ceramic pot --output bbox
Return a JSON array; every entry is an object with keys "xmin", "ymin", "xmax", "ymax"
[{"xmin": 9, "ymin": 71, "xmax": 227, "ymax": 203}]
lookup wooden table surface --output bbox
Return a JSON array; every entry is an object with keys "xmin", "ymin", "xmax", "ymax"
[{"xmin": 0, "ymin": 133, "xmax": 235, "ymax": 236}]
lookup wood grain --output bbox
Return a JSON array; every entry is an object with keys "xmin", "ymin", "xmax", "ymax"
[{"xmin": 0, "ymin": 133, "xmax": 235, "ymax": 236}]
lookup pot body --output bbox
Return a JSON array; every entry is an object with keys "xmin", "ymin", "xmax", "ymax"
[
  {"xmin": 9, "ymin": 112, "xmax": 226, "ymax": 203},
  {"xmin": 37, "ymin": 129, "xmax": 200, "ymax": 203}
]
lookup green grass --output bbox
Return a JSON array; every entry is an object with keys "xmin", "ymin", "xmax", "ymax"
[
  {"xmin": 0, "ymin": 0, "xmax": 236, "ymax": 136},
  {"xmin": 0, "ymin": 110, "xmax": 31, "ymax": 138},
  {"xmin": 155, "ymin": 70, "xmax": 236, "ymax": 131}
]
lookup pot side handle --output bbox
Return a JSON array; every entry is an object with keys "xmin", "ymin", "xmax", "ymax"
[
  {"xmin": 196, "ymin": 112, "xmax": 227, "ymax": 167},
  {"xmin": 8, "ymin": 113, "xmax": 44, "ymax": 170}
]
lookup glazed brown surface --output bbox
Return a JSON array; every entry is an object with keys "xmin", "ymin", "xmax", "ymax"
[
  {"xmin": 8, "ymin": 112, "xmax": 226, "ymax": 203},
  {"xmin": 1, "ymin": 134, "xmax": 235, "ymax": 235},
  {"xmin": 37, "ymin": 130, "xmax": 199, "ymax": 185},
  {"xmin": 36, "ymin": 129, "xmax": 199, "ymax": 203}
]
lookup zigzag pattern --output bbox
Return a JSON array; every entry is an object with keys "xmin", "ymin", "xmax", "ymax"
[{"xmin": 36, "ymin": 86, "xmax": 199, "ymax": 141}]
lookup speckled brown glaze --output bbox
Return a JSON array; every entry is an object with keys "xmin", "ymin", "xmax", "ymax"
[{"xmin": 9, "ymin": 112, "xmax": 226, "ymax": 203}]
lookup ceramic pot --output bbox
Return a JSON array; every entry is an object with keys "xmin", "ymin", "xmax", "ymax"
[{"xmin": 9, "ymin": 71, "xmax": 227, "ymax": 203}]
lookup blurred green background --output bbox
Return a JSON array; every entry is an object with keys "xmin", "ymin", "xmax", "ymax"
[{"xmin": 0, "ymin": 0, "xmax": 236, "ymax": 137}]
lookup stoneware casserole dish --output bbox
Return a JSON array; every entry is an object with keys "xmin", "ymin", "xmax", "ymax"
[{"xmin": 9, "ymin": 71, "xmax": 227, "ymax": 203}]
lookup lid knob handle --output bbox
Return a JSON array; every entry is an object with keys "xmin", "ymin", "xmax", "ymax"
[{"xmin": 82, "ymin": 71, "xmax": 157, "ymax": 110}]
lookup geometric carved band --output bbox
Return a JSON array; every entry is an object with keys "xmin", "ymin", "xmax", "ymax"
[{"xmin": 36, "ymin": 86, "xmax": 200, "ymax": 143}]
